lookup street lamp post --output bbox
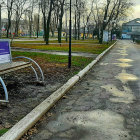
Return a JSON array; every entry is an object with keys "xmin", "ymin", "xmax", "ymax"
[{"xmin": 68, "ymin": 0, "xmax": 72, "ymax": 68}]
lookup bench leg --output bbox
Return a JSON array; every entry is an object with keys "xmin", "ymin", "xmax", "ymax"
[
  {"xmin": 0, "ymin": 77, "xmax": 9, "ymax": 102},
  {"xmin": 13, "ymin": 56, "xmax": 45, "ymax": 82},
  {"xmin": 30, "ymin": 66, "xmax": 39, "ymax": 81}
]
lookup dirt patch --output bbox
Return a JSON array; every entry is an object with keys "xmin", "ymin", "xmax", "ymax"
[{"xmin": 0, "ymin": 62, "xmax": 80, "ymax": 136}]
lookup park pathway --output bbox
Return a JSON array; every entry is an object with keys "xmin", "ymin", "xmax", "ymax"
[
  {"xmin": 14, "ymin": 42, "xmax": 100, "ymax": 45},
  {"xmin": 12, "ymin": 47, "xmax": 97, "ymax": 58},
  {"xmin": 29, "ymin": 40, "xmax": 140, "ymax": 140}
]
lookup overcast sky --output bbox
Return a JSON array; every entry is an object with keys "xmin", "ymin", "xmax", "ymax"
[
  {"xmin": 131, "ymin": 0, "xmax": 140, "ymax": 19},
  {"xmin": 1, "ymin": 0, "xmax": 140, "ymax": 21}
]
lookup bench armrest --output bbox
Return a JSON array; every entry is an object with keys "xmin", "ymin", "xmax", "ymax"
[{"xmin": 12, "ymin": 56, "xmax": 44, "ymax": 82}]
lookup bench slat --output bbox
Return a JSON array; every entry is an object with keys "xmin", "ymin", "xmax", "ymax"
[{"xmin": 0, "ymin": 61, "xmax": 32, "ymax": 75}]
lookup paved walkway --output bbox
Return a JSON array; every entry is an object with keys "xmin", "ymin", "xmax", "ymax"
[
  {"xmin": 12, "ymin": 47, "xmax": 97, "ymax": 58},
  {"xmin": 29, "ymin": 40, "xmax": 140, "ymax": 140},
  {"xmin": 11, "ymin": 38, "xmax": 63, "ymax": 41},
  {"xmin": 15, "ymin": 43, "xmax": 100, "ymax": 45}
]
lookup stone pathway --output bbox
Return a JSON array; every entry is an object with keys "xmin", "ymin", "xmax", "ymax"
[
  {"xmin": 12, "ymin": 47, "xmax": 97, "ymax": 58},
  {"xmin": 28, "ymin": 40, "xmax": 140, "ymax": 140},
  {"xmin": 11, "ymin": 38, "xmax": 62, "ymax": 41}
]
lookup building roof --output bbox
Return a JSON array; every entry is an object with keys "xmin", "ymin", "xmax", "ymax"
[
  {"xmin": 127, "ymin": 32, "xmax": 140, "ymax": 35},
  {"xmin": 123, "ymin": 18, "xmax": 140, "ymax": 26}
]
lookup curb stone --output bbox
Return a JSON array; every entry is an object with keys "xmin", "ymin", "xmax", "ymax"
[{"xmin": 0, "ymin": 41, "xmax": 117, "ymax": 140}]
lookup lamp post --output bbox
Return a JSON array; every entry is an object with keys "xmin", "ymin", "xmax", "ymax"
[{"xmin": 68, "ymin": 0, "xmax": 72, "ymax": 68}]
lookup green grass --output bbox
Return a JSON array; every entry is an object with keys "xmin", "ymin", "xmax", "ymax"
[
  {"xmin": 12, "ymin": 39, "xmax": 99, "ymax": 44},
  {"xmin": 12, "ymin": 51, "xmax": 93, "ymax": 68},
  {"xmin": 0, "ymin": 129, "xmax": 9, "ymax": 136},
  {"xmin": 136, "ymin": 40, "xmax": 140, "ymax": 44},
  {"xmin": 12, "ymin": 41, "xmax": 114, "ymax": 54}
]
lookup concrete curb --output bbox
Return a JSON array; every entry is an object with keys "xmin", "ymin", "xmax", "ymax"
[{"xmin": 0, "ymin": 41, "xmax": 117, "ymax": 140}]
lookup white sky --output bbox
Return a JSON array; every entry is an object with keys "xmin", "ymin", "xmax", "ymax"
[{"xmin": 131, "ymin": 0, "xmax": 140, "ymax": 19}]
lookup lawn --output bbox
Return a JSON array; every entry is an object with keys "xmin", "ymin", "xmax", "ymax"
[
  {"xmin": 0, "ymin": 52, "xmax": 93, "ymax": 137},
  {"xmin": 0, "ymin": 129, "xmax": 9, "ymax": 136},
  {"xmin": 12, "ymin": 39, "xmax": 99, "ymax": 44},
  {"xmin": 136, "ymin": 40, "xmax": 140, "ymax": 44},
  {"xmin": 12, "ymin": 51, "xmax": 93, "ymax": 74},
  {"xmin": 12, "ymin": 42, "xmax": 114, "ymax": 54}
]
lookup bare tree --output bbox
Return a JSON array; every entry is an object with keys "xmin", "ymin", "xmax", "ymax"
[
  {"xmin": 14, "ymin": 0, "xmax": 28, "ymax": 37},
  {"xmin": 97, "ymin": 0, "xmax": 133, "ymax": 43},
  {"xmin": 41, "ymin": 0, "xmax": 54, "ymax": 44},
  {"xmin": 74, "ymin": 0, "xmax": 78, "ymax": 40},
  {"xmin": 76, "ymin": 0, "xmax": 85, "ymax": 40},
  {"xmin": 2, "ymin": 0, "xmax": 15, "ymax": 38},
  {"xmin": 64, "ymin": 5, "xmax": 69, "ymax": 42},
  {"xmin": 36, "ymin": 1, "xmax": 41, "ymax": 38},
  {"xmin": 40, "ymin": 0, "xmax": 47, "ymax": 41},
  {"xmin": 46, "ymin": 0, "xmax": 53, "ymax": 44},
  {"xmin": 57, "ymin": 0, "xmax": 65, "ymax": 43}
]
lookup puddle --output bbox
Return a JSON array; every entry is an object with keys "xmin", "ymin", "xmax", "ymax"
[
  {"xmin": 116, "ymin": 48, "xmax": 129, "ymax": 56},
  {"xmin": 100, "ymin": 63, "xmax": 108, "ymax": 66},
  {"xmin": 117, "ymin": 50, "xmax": 127, "ymax": 54},
  {"xmin": 99, "ymin": 62, "xmax": 132, "ymax": 68},
  {"xmin": 118, "ymin": 53, "xmax": 128, "ymax": 56},
  {"xmin": 110, "ymin": 97, "xmax": 133, "ymax": 104},
  {"xmin": 102, "ymin": 84, "xmax": 135, "ymax": 104},
  {"xmin": 47, "ymin": 110, "xmax": 130, "ymax": 140},
  {"xmin": 110, "ymin": 53, "xmax": 128, "ymax": 56},
  {"xmin": 113, "ymin": 63, "xmax": 132, "ymax": 68},
  {"xmin": 117, "ymin": 59, "xmax": 133, "ymax": 63},
  {"xmin": 115, "ymin": 70, "xmax": 139, "ymax": 83},
  {"xmin": 118, "ymin": 46, "xmax": 129, "ymax": 50}
]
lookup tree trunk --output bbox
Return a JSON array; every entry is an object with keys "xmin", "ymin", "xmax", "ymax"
[
  {"xmin": 74, "ymin": 11, "xmax": 77, "ymax": 40},
  {"xmin": 66, "ymin": 32, "xmax": 68, "ymax": 42},
  {"xmin": 83, "ymin": 26, "xmax": 85, "ymax": 40},
  {"xmin": 15, "ymin": 21, "xmax": 19, "ymax": 37},
  {"xmin": 58, "ymin": 1, "xmax": 64, "ymax": 43},
  {"xmin": 99, "ymin": 29, "xmax": 103, "ymax": 44},
  {"xmin": 37, "ymin": 4, "xmax": 40, "ymax": 38},
  {"xmin": 29, "ymin": 21, "xmax": 32, "ymax": 38},
  {"xmin": 46, "ymin": 0, "xmax": 53, "ymax": 45},
  {"xmin": 51, "ymin": 30, "xmax": 54, "ymax": 37},
  {"xmin": 78, "ymin": 12, "xmax": 80, "ymax": 40},
  {"xmin": 58, "ymin": 26, "xmax": 62, "ymax": 43},
  {"xmin": 37, "ymin": 15, "xmax": 40, "ymax": 38},
  {"xmin": 58, "ymin": 17, "xmax": 63, "ymax": 43},
  {"xmin": 7, "ymin": 15, "xmax": 11, "ymax": 38},
  {"xmin": 43, "ymin": 14, "xmax": 47, "ymax": 42},
  {"xmin": 99, "ymin": 23, "xmax": 106, "ymax": 44}
]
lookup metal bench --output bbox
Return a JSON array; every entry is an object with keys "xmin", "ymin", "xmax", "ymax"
[{"xmin": 0, "ymin": 39, "xmax": 44, "ymax": 103}]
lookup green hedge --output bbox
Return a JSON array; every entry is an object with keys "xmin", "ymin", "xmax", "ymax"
[{"xmin": 136, "ymin": 40, "xmax": 140, "ymax": 44}]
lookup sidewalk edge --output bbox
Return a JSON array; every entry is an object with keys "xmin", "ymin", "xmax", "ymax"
[{"xmin": 0, "ymin": 41, "xmax": 117, "ymax": 140}]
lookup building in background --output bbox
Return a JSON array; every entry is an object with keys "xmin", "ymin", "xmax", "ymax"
[{"xmin": 122, "ymin": 18, "xmax": 140, "ymax": 40}]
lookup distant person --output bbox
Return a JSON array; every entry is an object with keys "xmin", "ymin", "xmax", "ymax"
[{"xmin": 133, "ymin": 37, "xmax": 135, "ymax": 42}]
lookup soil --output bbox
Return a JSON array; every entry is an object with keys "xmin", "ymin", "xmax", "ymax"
[{"xmin": 0, "ymin": 62, "xmax": 80, "ymax": 134}]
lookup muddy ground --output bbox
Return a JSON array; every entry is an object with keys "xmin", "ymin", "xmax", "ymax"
[{"xmin": 0, "ymin": 63, "xmax": 80, "ymax": 133}]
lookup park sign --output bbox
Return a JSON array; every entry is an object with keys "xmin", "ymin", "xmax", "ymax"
[
  {"xmin": 103, "ymin": 30, "xmax": 109, "ymax": 42},
  {"xmin": 0, "ymin": 40, "xmax": 11, "ymax": 64}
]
